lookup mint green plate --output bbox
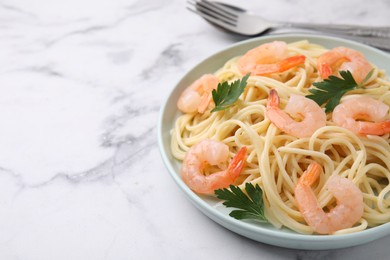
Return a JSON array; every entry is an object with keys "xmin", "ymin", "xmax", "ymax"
[{"xmin": 157, "ymin": 34, "xmax": 390, "ymax": 250}]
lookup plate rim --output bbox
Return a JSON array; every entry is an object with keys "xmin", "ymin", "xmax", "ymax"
[{"xmin": 157, "ymin": 33, "xmax": 390, "ymax": 250}]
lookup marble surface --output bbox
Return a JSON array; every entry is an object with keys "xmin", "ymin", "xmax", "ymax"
[{"xmin": 0, "ymin": 0, "xmax": 389, "ymax": 259}]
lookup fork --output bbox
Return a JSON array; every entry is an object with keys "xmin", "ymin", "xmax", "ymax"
[
  {"xmin": 187, "ymin": 0, "xmax": 390, "ymax": 45},
  {"xmin": 187, "ymin": 0, "xmax": 390, "ymax": 38}
]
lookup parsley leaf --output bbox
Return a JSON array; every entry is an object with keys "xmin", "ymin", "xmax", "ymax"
[
  {"xmin": 306, "ymin": 70, "xmax": 373, "ymax": 113},
  {"xmin": 215, "ymin": 183, "xmax": 267, "ymax": 222},
  {"xmin": 211, "ymin": 73, "xmax": 250, "ymax": 112}
]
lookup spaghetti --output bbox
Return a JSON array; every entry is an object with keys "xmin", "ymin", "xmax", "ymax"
[{"xmin": 170, "ymin": 40, "xmax": 390, "ymax": 235}]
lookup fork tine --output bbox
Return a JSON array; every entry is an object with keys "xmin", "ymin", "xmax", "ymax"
[
  {"xmin": 187, "ymin": 4, "xmax": 237, "ymax": 30},
  {"xmin": 188, "ymin": 0, "xmax": 237, "ymax": 24},
  {"xmin": 187, "ymin": 0, "xmax": 237, "ymax": 26},
  {"xmin": 198, "ymin": 0, "xmax": 239, "ymax": 18},
  {"xmin": 187, "ymin": 7, "xmax": 237, "ymax": 29}
]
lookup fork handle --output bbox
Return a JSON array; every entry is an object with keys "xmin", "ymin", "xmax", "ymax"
[{"xmin": 281, "ymin": 22, "xmax": 390, "ymax": 38}]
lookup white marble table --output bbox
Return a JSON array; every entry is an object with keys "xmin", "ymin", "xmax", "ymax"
[{"xmin": 1, "ymin": 0, "xmax": 389, "ymax": 259}]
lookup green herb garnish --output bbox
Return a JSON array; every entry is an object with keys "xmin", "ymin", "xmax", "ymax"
[
  {"xmin": 306, "ymin": 70, "xmax": 373, "ymax": 113},
  {"xmin": 215, "ymin": 183, "xmax": 267, "ymax": 222},
  {"xmin": 211, "ymin": 73, "xmax": 250, "ymax": 112}
]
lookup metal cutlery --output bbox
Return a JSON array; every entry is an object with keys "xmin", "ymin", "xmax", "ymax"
[{"xmin": 187, "ymin": 0, "xmax": 390, "ymax": 51}]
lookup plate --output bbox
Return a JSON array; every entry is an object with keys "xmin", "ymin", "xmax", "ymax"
[{"xmin": 157, "ymin": 34, "xmax": 390, "ymax": 250}]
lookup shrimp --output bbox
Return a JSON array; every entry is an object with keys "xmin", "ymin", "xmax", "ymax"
[
  {"xmin": 332, "ymin": 96, "xmax": 390, "ymax": 135},
  {"xmin": 294, "ymin": 162, "xmax": 364, "ymax": 234},
  {"xmin": 177, "ymin": 74, "xmax": 219, "ymax": 114},
  {"xmin": 266, "ymin": 89, "xmax": 326, "ymax": 138},
  {"xmin": 181, "ymin": 139, "xmax": 247, "ymax": 195},
  {"xmin": 237, "ymin": 41, "xmax": 306, "ymax": 76},
  {"xmin": 317, "ymin": 47, "xmax": 372, "ymax": 84}
]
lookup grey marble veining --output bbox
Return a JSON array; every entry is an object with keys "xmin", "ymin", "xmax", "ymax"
[{"xmin": 0, "ymin": 0, "xmax": 389, "ymax": 259}]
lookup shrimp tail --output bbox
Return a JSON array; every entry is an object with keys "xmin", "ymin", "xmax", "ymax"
[
  {"xmin": 226, "ymin": 146, "xmax": 247, "ymax": 182},
  {"xmin": 359, "ymin": 120, "xmax": 390, "ymax": 135},
  {"xmin": 278, "ymin": 55, "xmax": 306, "ymax": 72},
  {"xmin": 318, "ymin": 57, "xmax": 351, "ymax": 80},
  {"xmin": 379, "ymin": 120, "xmax": 390, "ymax": 133},
  {"xmin": 254, "ymin": 55, "xmax": 306, "ymax": 75},
  {"xmin": 318, "ymin": 63, "xmax": 333, "ymax": 79},
  {"xmin": 299, "ymin": 162, "xmax": 321, "ymax": 186},
  {"xmin": 266, "ymin": 89, "xmax": 294, "ymax": 128},
  {"xmin": 295, "ymin": 162, "xmax": 326, "ymax": 233},
  {"xmin": 267, "ymin": 89, "xmax": 279, "ymax": 109}
]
